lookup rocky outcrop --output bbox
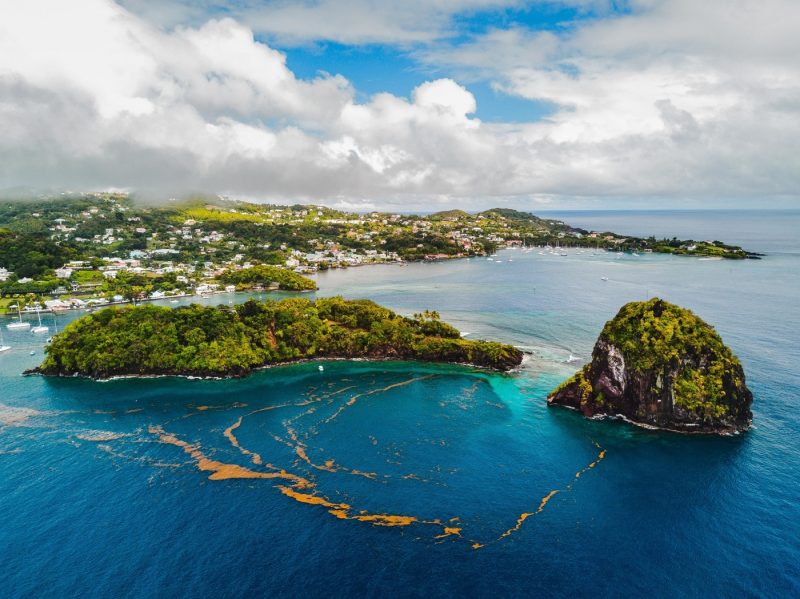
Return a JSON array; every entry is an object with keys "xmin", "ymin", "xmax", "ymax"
[{"xmin": 547, "ymin": 298, "xmax": 752, "ymax": 434}]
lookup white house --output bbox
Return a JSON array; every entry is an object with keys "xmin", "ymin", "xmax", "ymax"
[
  {"xmin": 0, "ymin": 267, "xmax": 10, "ymax": 281},
  {"xmin": 55, "ymin": 267, "xmax": 73, "ymax": 279}
]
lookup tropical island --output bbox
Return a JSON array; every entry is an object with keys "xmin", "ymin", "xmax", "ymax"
[
  {"xmin": 27, "ymin": 297, "xmax": 523, "ymax": 379},
  {"xmin": 0, "ymin": 193, "xmax": 759, "ymax": 316},
  {"xmin": 547, "ymin": 298, "xmax": 753, "ymax": 434}
]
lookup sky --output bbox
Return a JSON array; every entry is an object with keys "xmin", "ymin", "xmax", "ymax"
[{"xmin": 1, "ymin": 0, "xmax": 799, "ymax": 211}]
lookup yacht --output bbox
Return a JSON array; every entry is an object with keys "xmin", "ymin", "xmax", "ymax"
[
  {"xmin": 0, "ymin": 328, "xmax": 10, "ymax": 352},
  {"xmin": 31, "ymin": 309, "xmax": 49, "ymax": 334},
  {"xmin": 601, "ymin": 276, "xmax": 609, "ymax": 281},
  {"xmin": 46, "ymin": 312, "xmax": 59, "ymax": 343},
  {"xmin": 6, "ymin": 305, "xmax": 30, "ymax": 331}
]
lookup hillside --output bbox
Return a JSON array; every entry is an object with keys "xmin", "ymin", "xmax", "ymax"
[{"xmin": 30, "ymin": 297, "xmax": 524, "ymax": 379}]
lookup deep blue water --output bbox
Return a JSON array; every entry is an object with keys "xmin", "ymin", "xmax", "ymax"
[{"xmin": 1, "ymin": 210, "xmax": 799, "ymax": 597}]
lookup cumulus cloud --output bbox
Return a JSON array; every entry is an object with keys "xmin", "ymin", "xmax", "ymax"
[
  {"xmin": 119, "ymin": 0, "xmax": 522, "ymax": 46},
  {"xmin": 0, "ymin": 0, "xmax": 500, "ymax": 204},
  {"xmin": 0, "ymin": 0, "xmax": 798, "ymax": 209},
  {"xmin": 420, "ymin": 0, "xmax": 800, "ymax": 203}
]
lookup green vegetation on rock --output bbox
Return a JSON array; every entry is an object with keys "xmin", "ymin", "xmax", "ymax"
[
  {"xmin": 33, "ymin": 297, "xmax": 522, "ymax": 378},
  {"xmin": 548, "ymin": 298, "xmax": 753, "ymax": 433}
]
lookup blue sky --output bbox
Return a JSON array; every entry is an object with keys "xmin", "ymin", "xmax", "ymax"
[
  {"xmin": 263, "ymin": 2, "xmax": 619, "ymax": 122},
  {"xmin": 1, "ymin": 1, "xmax": 798, "ymax": 210},
  {"xmin": 283, "ymin": 43, "xmax": 558, "ymax": 123}
]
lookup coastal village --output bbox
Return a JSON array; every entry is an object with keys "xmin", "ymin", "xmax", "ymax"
[{"xmin": 0, "ymin": 193, "xmax": 752, "ymax": 316}]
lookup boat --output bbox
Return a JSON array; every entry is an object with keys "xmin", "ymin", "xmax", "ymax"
[
  {"xmin": 29, "ymin": 350, "xmax": 36, "ymax": 355},
  {"xmin": 31, "ymin": 309, "xmax": 49, "ymax": 334},
  {"xmin": 566, "ymin": 354, "xmax": 580, "ymax": 363},
  {"xmin": 318, "ymin": 365, "xmax": 324, "ymax": 372},
  {"xmin": 46, "ymin": 313, "xmax": 59, "ymax": 342},
  {"xmin": 601, "ymin": 276, "xmax": 609, "ymax": 281},
  {"xmin": 0, "ymin": 328, "xmax": 10, "ymax": 352},
  {"xmin": 6, "ymin": 305, "xmax": 30, "ymax": 330}
]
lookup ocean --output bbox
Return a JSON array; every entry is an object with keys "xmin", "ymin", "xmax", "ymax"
[{"xmin": 1, "ymin": 210, "xmax": 798, "ymax": 597}]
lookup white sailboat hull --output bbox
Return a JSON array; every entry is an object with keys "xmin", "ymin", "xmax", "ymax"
[{"xmin": 6, "ymin": 322, "xmax": 30, "ymax": 330}]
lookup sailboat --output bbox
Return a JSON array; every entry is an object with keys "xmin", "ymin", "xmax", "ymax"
[
  {"xmin": 0, "ymin": 327, "xmax": 10, "ymax": 352},
  {"xmin": 6, "ymin": 304, "xmax": 30, "ymax": 331},
  {"xmin": 46, "ymin": 312, "xmax": 58, "ymax": 344},
  {"xmin": 31, "ymin": 308, "xmax": 49, "ymax": 334}
]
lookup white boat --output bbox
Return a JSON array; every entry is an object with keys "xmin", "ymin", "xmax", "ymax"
[
  {"xmin": 31, "ymin": 309, "xmax": 49, "ymax": 334},
  {"xmin": 6, "ymin": 305, "xmax": 30, "ymax": 330},
  {"xmin": 601, "ymin": 276, "xmax": 609, "ymax": 281},
  {"xmin": 0, "ymin": 328, "xmax": 9, "ymax": 352},
  {"xmin": 318, "ymin": 365, "xmax": 324, "ymax": 372}
]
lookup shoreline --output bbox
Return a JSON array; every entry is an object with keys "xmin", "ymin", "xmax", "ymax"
[
  {"xmin": 2, "ymin": 245, "xmax": 764, "ymax": 319},
  {"xmin": 24, "ymin": 354, "xmax": 527, "ymax": 382},
  {"xmin": 548, "ymin": 402, "xmax": 750, "ymax": 436}
]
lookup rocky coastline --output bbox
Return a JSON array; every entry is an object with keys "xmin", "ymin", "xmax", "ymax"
[{"xmin": 547, "ymin": 298, "xmax": 753, "ymax": 434}]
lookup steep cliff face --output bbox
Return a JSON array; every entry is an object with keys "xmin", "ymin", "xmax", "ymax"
[{"xmin": 547, "ymin": 298, "xmax": 753, "ymax": 434}]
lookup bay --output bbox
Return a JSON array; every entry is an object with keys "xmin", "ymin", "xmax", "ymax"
[{"xmin": 1, "ymin": 210, "xmax": 798, "ymax": 598}]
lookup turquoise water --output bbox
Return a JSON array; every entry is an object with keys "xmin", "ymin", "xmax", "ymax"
[{"xmin": 2, "ymin": 211, "xmax": 799, "ymax": 597}]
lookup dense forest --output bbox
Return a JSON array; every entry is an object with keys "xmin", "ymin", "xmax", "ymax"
[
  {"xmin": 219, "ymin": 265, "xmax": 317, "ymax": 291},
  {"xmin": 33, "ymin": 297, "xmax": 523, "ymax": 378}
]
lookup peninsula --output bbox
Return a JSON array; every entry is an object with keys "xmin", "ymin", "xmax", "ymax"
[
  {"xmin": 1, "ymin": 194, "xmax": 759, "ymax": 317},
  {"xmin": 28, "ymin": 297, "xmax": 523, "ymax": 379},
  {"xmin": 547, "ymin": 298, "xmax": 753, "ymax": 434}
]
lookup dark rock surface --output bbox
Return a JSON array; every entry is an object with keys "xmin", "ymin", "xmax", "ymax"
[{"xmin": 548, "ymin": 298, "xmax": 753, "ymax": 434}]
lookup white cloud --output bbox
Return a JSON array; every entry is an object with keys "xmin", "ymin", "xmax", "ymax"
[
  {"xmin": 419, "ymin": 0, "xmax": 800, "ymax": 203},
  {"xmin": 0, "ymin": 0, "xmax": 798, "ymax": 209},
  {"xmin": 119, "ymin": 0, "xmax": 522, "ymax": 46}
]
